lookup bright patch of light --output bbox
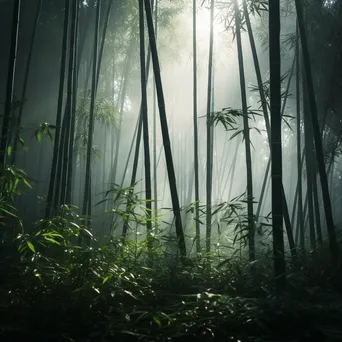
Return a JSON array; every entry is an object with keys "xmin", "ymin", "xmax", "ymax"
[
  {"xmin": 194, "ymin": 6, "xmax": 226, "ymax": 40},
  {"xmin": 124, "ymin": 98, "xmax": 132, "ymax": 112},
  {"xmin": 194, "ymin": 0, "xmax": 244, "ymax": 40},
  {"xmin": 323, "ymin": 0, "xmax": 337, "ymax": 7}
]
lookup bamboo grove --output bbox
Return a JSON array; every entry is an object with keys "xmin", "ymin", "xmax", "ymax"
[{"xmin": 1, "ymin": 0, "xmax": 342, "ymax": 296}]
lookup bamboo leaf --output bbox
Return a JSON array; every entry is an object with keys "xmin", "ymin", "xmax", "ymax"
[
  {"xmin": 35, "ymin": 130, "xmax": 41, "ymax": 143},
  {"xmin": 153, "ymin": 315, "xmax": 162, "ymax": 327},
  {"xmin": 27, "ymin": 241, "xmax": 36, "ymax": 253},
  {"xmin": 229, "ymin": 129, "xmax": 244, "ymax": 141},
  {"xmin": 43, "ymin": 237, "xmax": 60, "ymax": 245}
]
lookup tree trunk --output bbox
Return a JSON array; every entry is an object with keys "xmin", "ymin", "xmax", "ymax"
[
  {"xmin": 227, "ymin": 139, "xmax": 239, "ymax": 200},
  {"xmin": 95, "ymin": 0, "xmax": 113, "ymax": 92},
  {"xmin": 120, "ymin": 116, "xmax": 139, "ymax": 187},
  {"xmin": 296, "ymin": 32, "xmax": 305, "ymax": 251},
  {"xmin": 269, "ymin": 0, "xmax": 286, "ymax": 292},
  {"xmin": 256, "ymin": 160, "xmax": 270, "ymax": 219},
  {"xmin": 303, "ymin": 84, "xmax": 316, "ymax": 251},
  {"xmin": 295, "ymin": 0, "xmax": 340, "ymax": 263},
  {"xmin": 66, "ymin": 0, "xmax": 81, "ymax": 205},
  {"xmin": 61, "ymin": 0, "xmax": 78, "ymax": 205},
  {"xmin": 12, "ymin": 0, "xmax": 42, "ymax": 165},
  {"xmin": 244, "ymin": 2, "xmax": 296, "ymax": 256},
  {"xmin": 205, "ymin": 0, "xmax": 214, "ymax": 254},
  {"xmin": 234, "ymin": 0, "xmax": 255, "ymax": 262},
  {"xmin": 153, "ymin": 0, "xmax": 159, "ymax": 225},
  {"xmin": 139, "ymin": 0, "xmax": 152, "ymax": 250},
  {"xmin": 144, "ymin": 0, "xmax": 186, "ymax": 258},
  {"xmin": 1, "ymin": 0, "xmax": 21, "ymax": 170},
  {"xmin": 45, "ymin": 0, "xmax": 70, "ymax": 217},
  {"xmin": 122, "ymin": 52, "xmax": 153, "ymax": 238},
  {"xmin": 111, "ymin": 42, "xmax": 133, "ymax": 184},
  {"xmin": 312, "ymin": 170, "xmax": 323, "ymax": 245},
  {"xmin": 251, "ymin": 51, "xmax": 296, "ymax": 257},
  {"xmin": 82, "ymin": 0, "xmax": 101, "ymax": 226},
  {"xmin": 122, "ymin": 1, "xmax": 156, "ymax": 237}
]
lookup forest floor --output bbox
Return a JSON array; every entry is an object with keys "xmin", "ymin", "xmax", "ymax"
[{"xmin": 1, "ymin": 239, "xmax": 342, "ymax": 341}]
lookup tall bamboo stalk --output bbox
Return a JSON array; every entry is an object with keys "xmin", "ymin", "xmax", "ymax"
[
  {"xmin": 12, "ymin": 0, "xmax": 42, "ymax": 165},
  {"xmin": 153, "ymin": 0, "xmax": 159, "ymax": 224},
  {"xmin": 82, "ymin": 0, "xmax": 101, "ymax": 224},
  {"xmin": 45, "ymin": 0, "xmax": 70, "ymax": 217},
  {"xmin": 296, "ymin": 29, "xmax": 305, "ymax": 251},
  {"xmin": 61, "ymin": 0, "xmax": 78, "ymax": 205},
  {"xmin": 139, "ymin": 0, "xmax": 152, "ymax": 250},
  {"xmin": 243, "ymin": 1, "xmax": 295, "ymax": 257},
  {"xmin": 295, "ymin": 0, "xmax": 339, "ymax": 262},
  {"xmin": 66, "ymin": 0, "xmax": 81, "ymax": 204},
  {"xmin": 303, "ymin": 84, "xmax": 316, "ymax": 251},
  {"xmin": 1, "ymin": 0, "xmax": 21, "ymax": 170},
  {"xmin": 95, "ymin": 0, "xmax": 113, "ymax": 92},
  {"xmin": 112, "ymin": 42, "xmax": 133, "ymax": 183},
  {"xmin": 269, "ymin": 0, "xmax": 286, "ymax": 292},
  {"xmin": 144, "ymin": 0, "xmax": 186, "ymax": 258},
  {"xmin": 234, "ymin": 0, "xmax": 255, "ymax": 262},
  {"xmin": 312, "ymin": 169, "xmax": 323, "ymax": 245},
  {"xmin": 206, "ymin": 0, "xmax": 215, "ymax": 253},
  {"xmin": 122, "ymin": 34, "xmax": 154, "ymax": 238}
]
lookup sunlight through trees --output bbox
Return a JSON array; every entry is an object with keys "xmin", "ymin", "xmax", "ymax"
[{"xmin": 1, "ymin": 0, "xmax": 342, "ymax": 340}]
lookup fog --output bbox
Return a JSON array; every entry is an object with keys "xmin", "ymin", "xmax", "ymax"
[{"xmin": 1, "ymin": 0, "xmax": 341, "ymax": 256}]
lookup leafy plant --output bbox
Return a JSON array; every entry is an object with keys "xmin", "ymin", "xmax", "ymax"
[
  {"xmin": 0, "ymin": 165, "xmax": 32, "ymax": 201},
  {"xmin": 33, "ymin": 122, "xmax": 56, "ymax": 143}
]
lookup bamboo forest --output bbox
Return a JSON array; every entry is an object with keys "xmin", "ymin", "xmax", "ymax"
[{"xmin": 1, "ymin": 0, "xmax": 342, "ymax": 340}]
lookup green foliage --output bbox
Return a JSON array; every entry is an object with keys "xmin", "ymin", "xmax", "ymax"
[
  {"xmin": 74, "ymin": 91, "xmax": 120, "ymax": 161},
  {"xmin": 249, "ymin": 71, "xmax": 292, "ymax": 111},
  {"xmin": 0, "ymin": 165, "xmax": 32, "ymax": 201},
  {"xmin": 14, "ymin": 135, "xmax": 28, "ymax": 152},
  {"xmin": 209, "ymin": 107, "xmax": 264, "ymax": 149},
  {"xmin": 33, "ymin": 122, "xmax": 56, "ymax": 143},
  {"xmin": 209, "ymin": 107, "xmax": 261, "ymax": 130},
  {"xmin": 1, "ymin": 0, "xmax": 342, "ymax": 339},
  {"xmin": 209, "ymin": 107, "xmax": 243, "ymax": 131},
  {"xmin": 2, "ymin": 217, "xmax": 342, "ymax": 341},
  {"xmin": 0, "ymin": 171, "xmax": 341, "ymax": 340},
  {"xmin": 76, "ymin": 91, "xmax": 120, "ymax": 129},
  {"xmin": 97, "ymin": 182, "xmax": 160, "ymax": 239},
  {"xmin": 0, "ymin": 165, "xmax": 32, "ymax": 242},
  {"xmin": 16, "ymin": 205, "xmax": 90, "ymax": 257}
]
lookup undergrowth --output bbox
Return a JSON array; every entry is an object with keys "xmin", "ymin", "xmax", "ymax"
[
  {"xmin": 1, "ymin": 217, "xmax": 342, "ymax": 342},
  {"xmin": 0, "ymin": 169, "xmax": 341, "ymax": 341}
]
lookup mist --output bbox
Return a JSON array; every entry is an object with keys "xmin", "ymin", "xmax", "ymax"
[{"xmin": 2, "ymin": 0, "xmax": 342, "ymax": 340}]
